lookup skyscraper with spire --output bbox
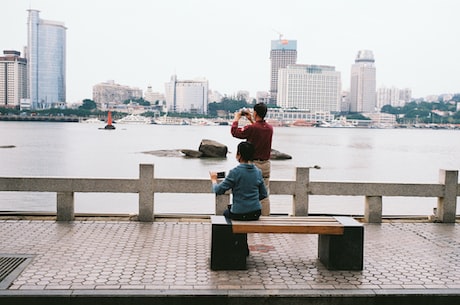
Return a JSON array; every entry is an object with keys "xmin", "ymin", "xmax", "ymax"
[
  {"xmin": 27, "ymin": 9, "xmax": 67, "ymax": 109},
  {"xmin": 349, "ymin": 50, "xmax": 376, "ymax": 113},
  {"xmin": 269, "ymin": 35, "xmax": 297, "ymax": 105}
]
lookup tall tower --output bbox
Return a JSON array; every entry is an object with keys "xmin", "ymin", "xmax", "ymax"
[
  {"xmin": 349, "ymin": 50, "xmax": 376, "ymax": 113},
  {"xmin": 270, "ymin": 35, "xmax": 297, "ymax": 105},
  {"xmin": 0, "ymin": 50, "xmax": 28, "ymax": 108},
  {"xmin": 27, "ymin": 9, "xmax": 67, "ymax": 109}
]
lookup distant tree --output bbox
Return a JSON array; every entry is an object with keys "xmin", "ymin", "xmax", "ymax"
[
  {"xmin": 208, "ymin": 98, "xmax": 250, "ymax": 116},
  {"xmin": 346, "ymin": 113, "xmax": 371, "ymax": 120},
  {"xmin": 79, "ymin": 99, "xmax": 97, "ymax": 110},
  {"xmin": 123, "ymin": 98, "xmax": 150, "ymax": 106}
]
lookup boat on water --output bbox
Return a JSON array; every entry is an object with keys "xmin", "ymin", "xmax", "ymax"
[
  {"xmin": 291, "ymin": 119, "xmax": 317, "ymax": 127},
  {"xmin": 117, "ymin": 114, "xmax": 151, "ymax": 124},
  {"xmin": 81, "ymin": 117, "xmax": 103, "ymax": 123},
  {"xmin": 190, "ymin": 118, "xmax": 218, "ymax": 126}
]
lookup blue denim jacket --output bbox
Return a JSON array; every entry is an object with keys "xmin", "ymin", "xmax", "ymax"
[{"xmin": 212, "ymin": 163, "xmax": 266, "ymax": 214}]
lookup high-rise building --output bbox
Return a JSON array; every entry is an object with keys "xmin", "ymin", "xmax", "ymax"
[
  {"xmin": 165, "ymin": 75, "xmax": 208, "ymax": 114},
  {"xmin": 277, "ymin": 64, "xmax": 341, "ymax": 113},
  {"xmin": 270, "ymin": 37, "xmax": 297, "ymax": 105},
  {"xmin": 377, "ymin": 86, "xmax": 412, "ymax": 109},
  {"xmin": 27, "ymin": 9, "xmax": 67, "ymax": 109},
  {"xmin": 0, "ymin": 50, "xmax": 28, "ymax": 108},
  {"xmin": 349, "ymin": 50, "xmax": 376, "ymax": 113}
]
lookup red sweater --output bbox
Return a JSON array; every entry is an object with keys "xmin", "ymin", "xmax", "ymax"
[{"xmin": 231, "ymin": 120, "xmax": 273, "ymax": 160}]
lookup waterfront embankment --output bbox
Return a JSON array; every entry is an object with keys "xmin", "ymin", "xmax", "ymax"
[{"xmin": 0, "ymin": 218, "xmax": 459, "ymax": 304}]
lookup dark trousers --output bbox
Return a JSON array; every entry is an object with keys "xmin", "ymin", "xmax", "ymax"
[{"xmin": 223, "ymin": 207, "xmax": 261, "ymax": 221}]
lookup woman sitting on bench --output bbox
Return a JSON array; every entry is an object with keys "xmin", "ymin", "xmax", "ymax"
[{"xmin": 209, "ymin": 141, "xmax": 267, "ymax": 221}]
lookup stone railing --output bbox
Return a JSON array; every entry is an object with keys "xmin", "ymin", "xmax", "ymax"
[{"xmin": 0, "ymin": 164, "xmax": 458, "ymax": 223}]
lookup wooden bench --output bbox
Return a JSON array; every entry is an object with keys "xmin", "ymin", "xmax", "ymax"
[{"xmin": 210, "ymin": 215, "xmax": 364, "ymax": 271}]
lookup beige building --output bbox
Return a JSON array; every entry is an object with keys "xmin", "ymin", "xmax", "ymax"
[
  {"xmin": 0, "ymin": 50, "xmax": 28, "ymax": 108},
  {"xmin": 92, "ymin": 80, "xmax": 142, "ymax": 110},
  {"xmin": 350, "ymin": 50, "xmax": 376, "ymax": 113}
]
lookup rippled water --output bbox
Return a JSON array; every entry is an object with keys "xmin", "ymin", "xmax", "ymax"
[{"xmin": 1, "ymin": 121, "xmax": 459, "ymax": 216}]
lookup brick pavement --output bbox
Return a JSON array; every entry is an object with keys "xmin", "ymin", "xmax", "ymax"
[{"xmin": 0, "ymin": 218, "xmax": 459, "ymax": 304}]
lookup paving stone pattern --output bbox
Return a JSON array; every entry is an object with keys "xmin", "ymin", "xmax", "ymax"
[{"xmin": 0, "ymin": 220, "xmax": 459, "ymax": 291}]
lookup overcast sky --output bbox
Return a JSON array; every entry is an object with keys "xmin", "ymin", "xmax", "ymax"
[{"xmin": 2, "ymin": 0, "xmax": 459, "ymax": 103}]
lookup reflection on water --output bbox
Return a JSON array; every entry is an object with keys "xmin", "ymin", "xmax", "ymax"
[{"xmin": 1, "ymin": 122, "xmax": 459, "ymax": 216}]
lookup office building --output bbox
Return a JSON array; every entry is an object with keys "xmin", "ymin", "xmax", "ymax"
[
  {"xmin": 165, "ymin": 75, "xmax": 208, "ymax": 114},
  {"xmin": 0, "ymin": 50, "xmax": 28, "ymax": 108},
  {"xmin": 93, "ymin": 80, "xmax": 142, "ymax": 110},
  {"xmin": 144, "ymin": 86, "xmax": 165, "ymax": 103},
  {"xmin": 270, "ymin": 37, "xmax": 297, "ymax": 105},
  {"xmin": 349, "ymin": 50, "xmax": 376, "ymax": 113},
  {"xmin": 27, "ymin": 9, "xmax": 67, "ymax": 109},
  {"xmin": 377, "ymin": 87, "xmax": 412, "ymax": 109},
  {"xmin": 277, "ymin": 64, "xmax": 341, "ymax": 113}
]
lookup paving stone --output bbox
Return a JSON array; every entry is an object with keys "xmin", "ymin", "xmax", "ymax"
[{"xmin": 0, "ymin": 219, "xmax": 459, "ymax": 293}]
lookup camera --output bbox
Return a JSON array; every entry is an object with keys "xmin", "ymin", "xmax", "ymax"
[
  {"xmin": 240, "ymin": 108, "xmax": 249, "ymax": 116},
  {"xmin": 217, "ymin": 171, "xmax": 225, "ymax": 179}
]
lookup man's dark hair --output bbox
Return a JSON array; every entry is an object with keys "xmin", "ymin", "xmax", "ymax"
[
  {"xmin": 253, "ymin": 102, "xmax": 268, "ymax": 119},
  {"xmin": 237, "ymin": 141, "xmax": 255, "ymax": 161}
]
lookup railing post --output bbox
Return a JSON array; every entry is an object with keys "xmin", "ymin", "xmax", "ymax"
[
  {"xmin": 57, "ymin": 192, "xmax": 75, "ymax": 221},
  {"xmin": 138, "ymin": 164, "xmax": 154, "ymax": 222},
  {"xmin": 293, "ymin": 167, "xmax": 310, "ymax": 216},
  {"xmin": 436, "ymin": 169, "xmax": 458, "ymax": 223},
  {"xmin": 364, "ymin": 196, "xmax": 382, "ymax": 223},
  {"xmin": 215, "ymin": 194, "xmax": 230, "ymax": 215}
]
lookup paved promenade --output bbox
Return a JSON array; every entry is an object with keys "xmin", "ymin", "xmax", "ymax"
[{"xmin": 0, "ymin": 217, "xmax": 459, "ymax": 304}]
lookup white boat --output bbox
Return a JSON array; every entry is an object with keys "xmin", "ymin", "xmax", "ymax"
[
  {"xmin": 117, "ymin": 114, "xmax": 151, "ymax": 124},
  {"xmin": 190, "ymin": 118, "xmax": 218, "ymax": 126},
  {"xmin": 81, "ymin": 117, "xmax": 103, "ymax": 123}
]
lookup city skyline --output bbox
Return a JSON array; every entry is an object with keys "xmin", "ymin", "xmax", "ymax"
[{"xmin": 1, "ymin": 0, "xmax": 459, "ymax": 104}]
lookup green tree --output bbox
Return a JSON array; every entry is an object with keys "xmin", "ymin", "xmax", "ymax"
[{"xmin": 79, "ymin": 99, "xmax": 97, "ymax": 110}]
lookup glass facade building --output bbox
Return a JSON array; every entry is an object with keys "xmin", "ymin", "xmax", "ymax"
[
  {"xmin": 27, "ymin": 9, "xmax": 66, "ymax": 109},
  {"xmin": 270, "ymin": 39, "xmax": 297, "ymax": 105}
]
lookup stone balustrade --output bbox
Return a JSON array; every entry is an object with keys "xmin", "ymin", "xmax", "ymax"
[{"xmin": 0, "ymin": 164, "xmax": 458, "ymax": 223}]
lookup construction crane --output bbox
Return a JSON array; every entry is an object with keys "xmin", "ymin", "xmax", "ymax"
[{"xmin": 272, "ymin": 29, "xmax": 288, "ymax": 44}]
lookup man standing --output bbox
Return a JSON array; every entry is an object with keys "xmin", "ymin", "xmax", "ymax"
[{"xmin": 231, "ymin": 103, "xmax": 273, "ymax": 216}]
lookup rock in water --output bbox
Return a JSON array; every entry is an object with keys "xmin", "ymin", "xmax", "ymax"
[
  {"xmin": 181, "ymin": 149, "xmax": 203, "ymax": 158},
  {"xmin": 199, "ymin": 139, "xmax": 228, "ymax": 158},
  {"xmin": 270, "ymin": 149, "xmax": 292, "ymax": 160}
]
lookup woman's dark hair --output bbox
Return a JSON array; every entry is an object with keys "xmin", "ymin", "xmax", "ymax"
[
  {"xmin": 253, "ymin": 102, "xmax": 268, "ymax": 119},
  {"xmin": 237, "ymin": 141, "xmax": 255, "ymax": 161}
]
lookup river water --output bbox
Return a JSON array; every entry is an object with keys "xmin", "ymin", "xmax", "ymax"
[{"xmin": 1, "ymin": 121, "xmax": 459, "ymax": 216}]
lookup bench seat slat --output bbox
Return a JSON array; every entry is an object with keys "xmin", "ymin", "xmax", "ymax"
[
  {"xmin": 231, "ymin": 216, "xmax": 345, "ymax": 234},
  {"xmin": 232, "ymin": 223, "xmax": 344, "ymax": 234}
]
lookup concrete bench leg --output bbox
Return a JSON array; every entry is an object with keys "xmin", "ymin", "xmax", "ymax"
[
  {"xmin": 210, "ymin": 216, "xmax": 247, "ymax": 270},
  {"xmin": 318, "ymin": 223, "xmax": 364, "ymax": 271}
]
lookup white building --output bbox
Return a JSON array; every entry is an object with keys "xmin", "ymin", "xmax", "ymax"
[
  {"xmin": 165, "ymin": 75, "xmax": 208, "ymax": 114},
  {"xmin": 0, "ymin": 50, "xmax": 28, "ymax": 108},
  {"xmin": 277, "ymin": 64, "xmax": 341, "ymax": 113},
  {"xmin": 377, "ymin": 87, "xmax": 412, "ymax": 109},
  {"xmin": 350, "ymin": 50, "xmax": 376, "ymax": 113},
  {"xmin": 208, "ymin": 90, "xmax": 223, "ymax": 103},
  {"xmin": 144, "ymin": 86, "xmax": 165, "ymax": 103}
]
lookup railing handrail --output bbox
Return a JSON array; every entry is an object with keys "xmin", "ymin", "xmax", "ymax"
[{"xmin": 0, "ymin": 164, "xmax": 458, "ymax": 223}]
